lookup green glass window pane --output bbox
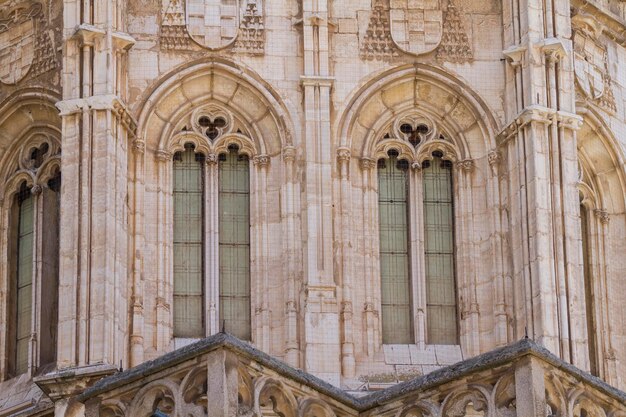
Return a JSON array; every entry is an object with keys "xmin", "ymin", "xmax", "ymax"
[
  {"xmin": 15, "ymin": 193, "xmax": 34, "ymax": 375},
  {"xmin": 378, "ymin": 156, "xmax": 412, "ymax": 344},
  {"xmin": 423, "ymin": 156, "xmax": 458, "ymax": 345},
  {"xmin": 219, "ymin": 150, "xmax": 251, "ymax": 341},
  {"xmin": 173, "ymin": 147, "xmax": 204, "ymax": 338}
]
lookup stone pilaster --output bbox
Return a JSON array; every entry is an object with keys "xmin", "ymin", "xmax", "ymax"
[
  {"xmin": 56, "ymin": 0, "xmax": 135, "ymax": 372},
  {"xmin": 299, "ymin": 0, "xmax": 340, "ymax": 385},
  {"xmin": 501, "ymin": 0, "xmax": 585, "ymax": 368}
]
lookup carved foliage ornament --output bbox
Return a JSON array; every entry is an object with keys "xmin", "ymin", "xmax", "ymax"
[
  {"xmin": 0, "ymin": 1, "xmax": 56, "ymax": 85},
  {"xmin": 161, "ymin": 0, "xmax": 265, "ymax": 55},
  {"xmin": 361, "ymin": 0, "xmax": 472, "ymax": 62}
]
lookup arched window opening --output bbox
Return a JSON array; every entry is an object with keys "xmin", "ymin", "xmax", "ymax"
[
  {"xmin": 218, "ymin": 144, "xmax": 251, "ymax": 340},
  {"xmin": 8, "ymin": 182, "xmax": 34, "ymax": 376},
  {"xmin": 39, "ymin": 170, "xmax": 61, "ymax": 369},
  {"xmin": 378, "ymin": 149, "xmax": 412, "ymax": 344},
  {"xmin": 423, "ymin": 152, "xmax": 457, "ymax": 345},
  {"xmin": 173, "ymin": 144, "xmax": 205, "ymax": 338},
  {"xmin": 579, "ymin": 198, "xmax": 598, "ymax": 376}
]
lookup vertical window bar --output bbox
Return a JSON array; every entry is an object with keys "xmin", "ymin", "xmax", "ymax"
[
  {"xmin": 173, "ymin": 146, "xmax": 205, "ymax": 337},
  {"xmin": 580, "ymin": 204, "xmax": 598, "ymax": 376},
  {"xmin": 378, "ymin": 153, "xmax": 412, "ymax": 344},
  {"xmin": 15, "ymin": 186, "xmax": 34, "ymax": 375},
  {"xmin": 219, "ymin": 147, "xmax": 251, "ymax": 340},
  {"xmin": 423, "ymin": 155, "xmax": 458, "ymax": 345}
]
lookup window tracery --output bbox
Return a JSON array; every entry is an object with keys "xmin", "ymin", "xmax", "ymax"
[
  {"xmin": 372, "ymin": 113, "xmax": 460, "ymax": 347},
  {"xmin": 1, "ymin": 133, "xmax": 61, "ymax": 379},
  {"xmin": 168, "ymin": 104, "xmax": 259, "ymax": 342}
]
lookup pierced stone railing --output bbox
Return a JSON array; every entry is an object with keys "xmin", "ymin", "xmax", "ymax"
[{"xmin": 36, "ymin": 334, "xmax": 625, "ymax": 417}]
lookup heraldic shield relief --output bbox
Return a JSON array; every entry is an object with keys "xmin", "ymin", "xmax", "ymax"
[
  {"xmin": 389, "ymin": 0, "xmax": 443, "ymax": 56},
  {"xmin": 573, "ymin": 30, "xmax": 606, "ymax": 101},
  {"xmin": 186, "ymin": 0, "xmax": 240, "ymax": 49},
  {"xmin": 0, "ymin": 2, "xmax": 41, "ymax": 85}
]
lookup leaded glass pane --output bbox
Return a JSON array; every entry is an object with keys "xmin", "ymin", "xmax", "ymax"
[
  {"xmin": 173, "ymin": 147, "xmax": 204, "ymax": 337},
  {"xmin": 423, "ymin": 156, "xmax": 457, "ymax": 345},
  {"xmin": 15, "ymin": 193, "xmax": 34, "ymax": 374},
  {"xmin": 219, "ymin": 149, "xmax": 251, "ymax": 341},
  {"xmin": 378, "ymin": 155, "xmax": 412, "ymax": 344}
]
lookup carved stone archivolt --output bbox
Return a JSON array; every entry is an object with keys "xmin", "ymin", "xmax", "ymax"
[
  {"xmin": 0, "ymin": 1, "xmax": 57, "ymax": 85},
  {"xmin": 160, "ymin": 0, "xmax": 265, "ymax": 55},
  {"xmin": 360, "ymin": 0, "xmax": 472, "ymax": 63}
]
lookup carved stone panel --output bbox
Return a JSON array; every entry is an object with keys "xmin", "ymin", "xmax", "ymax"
[
  {"xmin": 0, "ymin": 2, "xmax": 40, "ymax": 85},
  {"xmin": 161, "ymin": 0, "xmax": 264, "ymax": 54},
  {"xmin": 186, "ymin": 0, "xmax": 240, "ymax": 49},
  {"xmin": 572, "ymin": 14, "xmax": 616, "ymax": 112},
  {"xmin": 389, "ymin": 0, "xmax": 443, "ymax": 56}
]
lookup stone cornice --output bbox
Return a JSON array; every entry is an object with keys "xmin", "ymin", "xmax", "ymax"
[
  {"xmin": 571, "ymin": 0, "xmax": 626, "ymax": 46},
  {"xmin": 497, "ymin": 106, "xmax": 582, "ymax": 144},
  {"xmin": 72, "ymin": 24, "xmax": 136, "ymax": 51},
  {"xmin": 56, "ymin": 95, "xmax": 138, "ymax": 138},
  {"xmin": 34, "ymin": 363, "xmax": 118, "ymax": 401},
  {"xmin": 300, "ymin": 75, "xmax": 335, "ymax": 87}
]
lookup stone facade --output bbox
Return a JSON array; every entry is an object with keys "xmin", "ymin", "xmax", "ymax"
[{"xmin": 0, "ymin": 0, "xmax": 626, "ymax": 415}]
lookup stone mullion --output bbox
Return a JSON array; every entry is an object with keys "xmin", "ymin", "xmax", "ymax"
[
  {"xmin": 0, "ymin": 197, "xmax": 10, "ymax": 380},
  {"xmin": 458, "ymin": 161, "xmax": 479, "ymax": 356},
  {"xmin": 31, "ymin": 188, "xmax": 45, "ymax": 374},
  {"xmin": 205, "ymin": 157, "xmax": 219, "ymax": 336},
  {"xmin": 360, "ymin": 159, "xmax": 377, "ymax": 356},
  {"xmin": 594, "ymin": 210, "xmax": 617, "ymax": 384},
  {"xmin": 337, "ymin": 148, "xmax": 354, "ymax": 377},
  {"xmin": 488, "ymin": 152, "xmax": 509, "ymax": 347},
  {"xmin": 154, "ymin": 152, "xmax": 172, "ymax": 352},
  {"xmin": 282, "ymin": 147, "xmax": 299, "ymax": 367},
  {"xmin": 409, "ymin": 166, "xmax": 426, "ymax": 349},
  {"xmin": 129, "ymin": 141, "xmax": 145, "ymax": 367},
  {"xmin": 253, "ymin": 156, "xmax": 270, "ymax": 352}
]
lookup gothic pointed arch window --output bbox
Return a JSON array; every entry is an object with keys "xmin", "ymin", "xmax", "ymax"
[
  {"xmin": 2, "ymin": 137, "xmax": 61, "ymax": 379},
  {"xmin": 170, "ymin": 107, "xmax": 255, "ymax": 342},
  {"xmin": 375, "ymin": 116, "xmax": 459, "ymax": 346}
]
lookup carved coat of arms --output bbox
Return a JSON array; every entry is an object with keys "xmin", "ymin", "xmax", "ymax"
[
  {"xmin": 186, "ymin": 0, "xmax": 240, "ymax": 49},
  {"xmin": 0, "ymin": 2, "xmax": 41, "ymax": 85},
  {"xmin": 573, "ymin": 31, "xmax": 606, "ymax": 100},
  {"xmin": 389, "ymin": 0, "xmax": 443, "ymax": 56}
]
